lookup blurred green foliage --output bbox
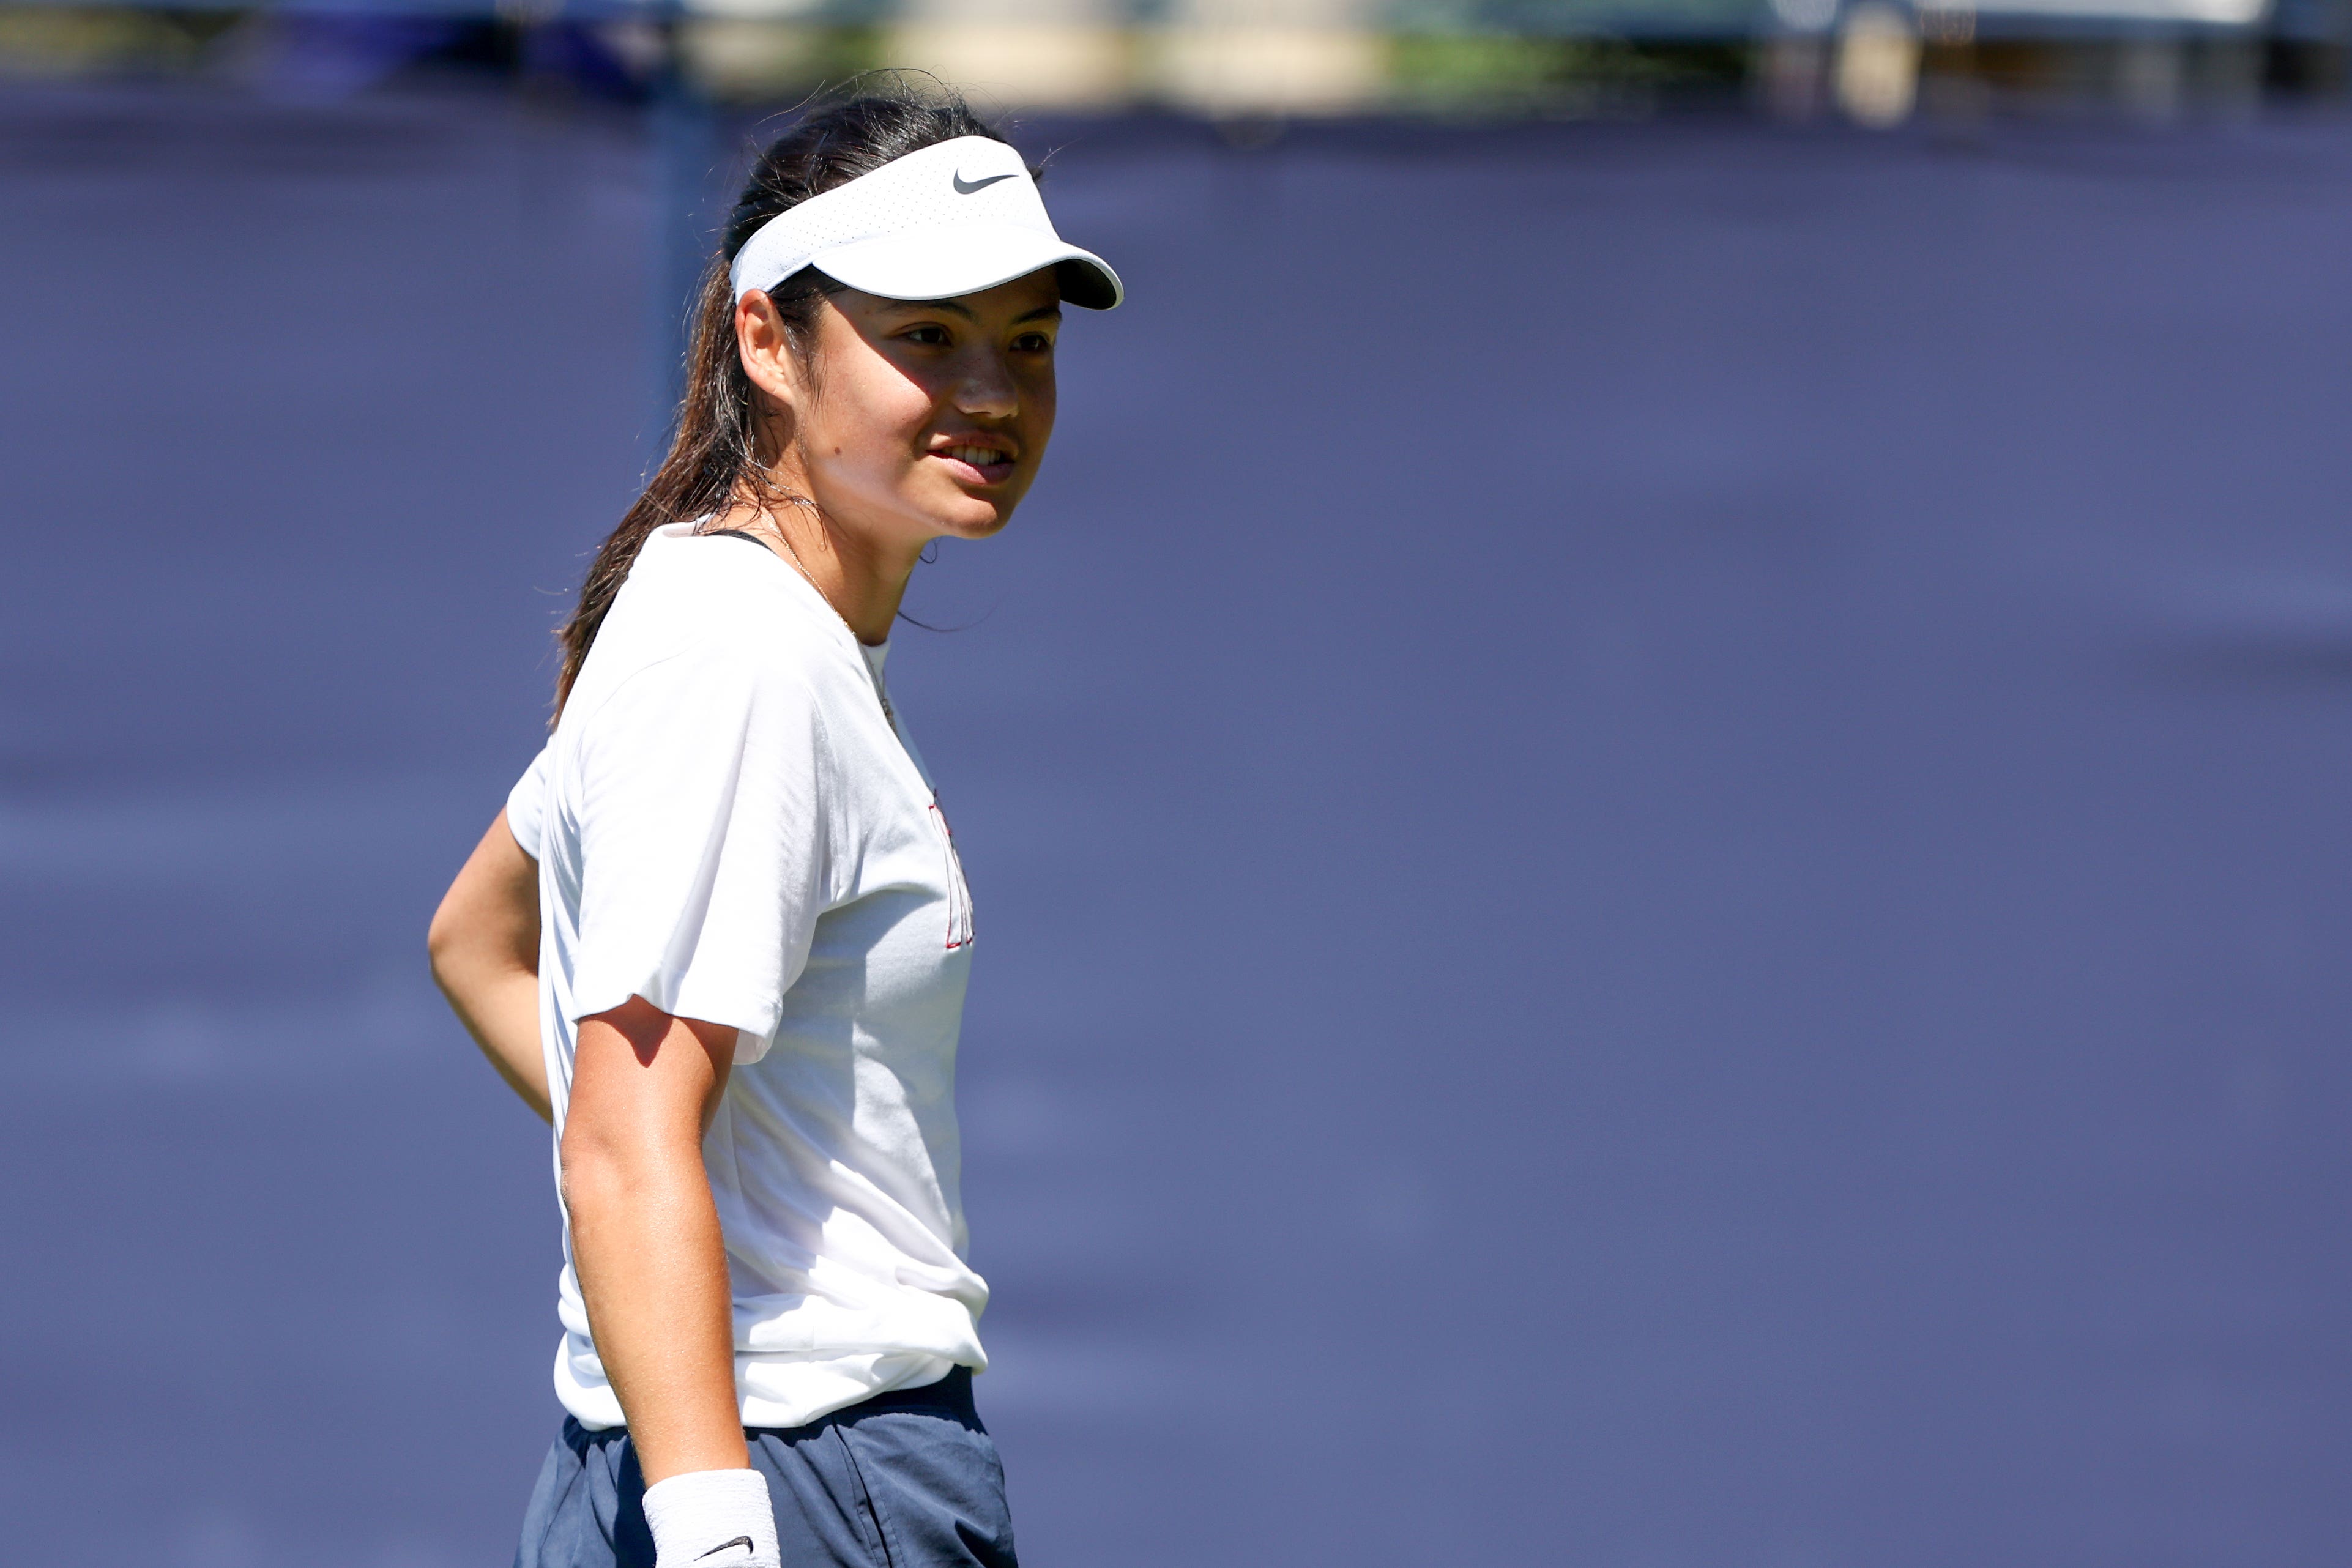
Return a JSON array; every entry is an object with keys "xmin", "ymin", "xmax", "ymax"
[{"xmin": 1391, "ymin": 31, "xmax": 1754, "ymax": 113}]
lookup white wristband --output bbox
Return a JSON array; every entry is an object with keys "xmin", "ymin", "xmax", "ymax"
[{"xmin": 641, "ymin": 1468, "xmax": 780, "ymax": 1568}]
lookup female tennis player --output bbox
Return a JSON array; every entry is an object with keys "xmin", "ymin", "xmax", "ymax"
[{"xmin": 426, "ymin": 83, "xmax": 1121, "ymax": 1568}]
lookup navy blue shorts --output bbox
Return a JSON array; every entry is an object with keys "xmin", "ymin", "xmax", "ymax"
[{"xmin": 513, "ymin": 1368, "xmax": 1018, "ymax": 1568}]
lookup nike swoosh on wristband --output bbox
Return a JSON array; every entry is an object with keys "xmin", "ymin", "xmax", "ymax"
[
  {"xmin": 694, "ymin": 1538, "xmax": 754, "ymax": 1561},
  {"xmin": 952, "ymin": 171, "xmax": 1018, "ymax": 195}
]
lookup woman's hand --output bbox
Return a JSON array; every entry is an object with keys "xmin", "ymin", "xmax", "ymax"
[
  {"xmin": 561, "ymin": 997, "xmax": 748, "ymax": 1484},
  {"xmin": 428, "ymin": 810, "xmax": 550, "ymax": 1120}
]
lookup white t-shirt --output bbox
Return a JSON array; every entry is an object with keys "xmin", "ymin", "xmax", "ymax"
[{"xmin": 506, "ymin": 522, "xmax": 984, "ymax": 1431}]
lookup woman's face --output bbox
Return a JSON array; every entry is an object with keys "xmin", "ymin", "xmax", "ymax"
[{"xmin": 750, "ymin": 269, "xmax": 1062, "ymax": 558}]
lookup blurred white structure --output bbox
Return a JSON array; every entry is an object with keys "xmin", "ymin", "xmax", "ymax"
[
  {"xmin": 887, "ymin": 0, "xmax": 1131, "ymax": 109},
  {"xmin": 669, "ymin": 0, "xmax": 1391, "ymax": 113},
  {"xmin": 1148, "ymin": 0, "xmax": 1388, "ymax": 114},
  {"xmin": 1834, "ymin": 0, "xmax": 1920, "ymax": 122},
  {"xmin": 669, "ymin": 0, "xmax": 813, "ymax": 99}
]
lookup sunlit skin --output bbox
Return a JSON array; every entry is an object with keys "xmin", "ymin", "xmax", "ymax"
[
  {"xmin": 716, "ymin": 267, "xmax": 1063, "ymax": 644},
  {"xmin": 426, "ymin": 808, "xmax": 548, "ymax": 1122}
]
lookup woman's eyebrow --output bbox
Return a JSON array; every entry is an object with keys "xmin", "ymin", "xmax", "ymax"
[{"xmin": 891, "ymin": 299, "xmax": 979, "ymax": 321}]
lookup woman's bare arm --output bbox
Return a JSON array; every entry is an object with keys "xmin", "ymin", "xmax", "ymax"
[
  {"xmin": 562, "ymin": 997, "xmax": 747, "ymax": 1484},
  {"xmin": 428, "ymin": 810, "xmax": 551, "ymax": 1121},
  {"xmin": 436, "ymin": 826, "xmax": 746, "ymax": 1479}
]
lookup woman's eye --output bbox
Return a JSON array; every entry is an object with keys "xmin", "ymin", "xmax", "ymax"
[
  {"xmin": 904, "ymin": 325, "xmax": 950, "ymax": 346},
  {"xmin": 1014, "ymin": 333, "xmax": 1054, "ymax": 352}
]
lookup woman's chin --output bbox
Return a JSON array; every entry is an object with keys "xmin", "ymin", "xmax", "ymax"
[
  {"xmin": 835, "ymin": 495, "xmax": 1011, "ymax": 554},
  {"xmin": 931, "ymin": 502, "xmax": 1014, "ymax": 541}
]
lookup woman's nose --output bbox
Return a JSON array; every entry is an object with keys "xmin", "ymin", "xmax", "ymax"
[{"xmin": 954, "ymin": 352, "xmax": 1018, "ymax": 418}]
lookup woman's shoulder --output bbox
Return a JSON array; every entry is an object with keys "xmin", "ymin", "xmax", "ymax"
[{"xmin": 575, "ymin": 529, "xmax": 855, "ymax": 705}]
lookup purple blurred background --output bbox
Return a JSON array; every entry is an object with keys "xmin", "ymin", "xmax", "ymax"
[{"xmin": 4, "ymin": 70, "xmax": 2352, "ymax": 1568}]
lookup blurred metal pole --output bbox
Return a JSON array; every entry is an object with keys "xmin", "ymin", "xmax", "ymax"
[{"xmin": 646, "ymin": 0, "xmax": 716, "ymax": 469}]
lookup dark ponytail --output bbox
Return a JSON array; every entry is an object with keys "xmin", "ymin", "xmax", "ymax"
[{"xmin": 553, "ymin": 76, "xmax": 1010, "ymax": 713}]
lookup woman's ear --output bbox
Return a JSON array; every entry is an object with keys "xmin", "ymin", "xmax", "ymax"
[{"xmin": 735, "ymin": 291, "xmax": 802, "ymax": 415}]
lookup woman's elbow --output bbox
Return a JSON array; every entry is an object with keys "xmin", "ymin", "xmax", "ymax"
[
  {"xmin": 557, "ymin": 1118, "xmax": 632, "ymax": 1215},
  {"xmin": 425, "ymin": 900, "xmax": 467, "ymax": 990}
]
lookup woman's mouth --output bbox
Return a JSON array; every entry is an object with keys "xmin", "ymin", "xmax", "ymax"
[{"xmin": 933, "ymin": 442, "xmax": 1016, "ymax": 485}]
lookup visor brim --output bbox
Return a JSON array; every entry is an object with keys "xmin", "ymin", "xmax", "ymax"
[{"xmin": 808, "ymin": 223, "xmax": 1123, "ymax": 311}]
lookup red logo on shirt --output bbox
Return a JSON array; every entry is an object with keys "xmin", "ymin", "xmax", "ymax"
[{"xmin": 929, "ymin": 801, "xmax": 973, "ymax": 951}]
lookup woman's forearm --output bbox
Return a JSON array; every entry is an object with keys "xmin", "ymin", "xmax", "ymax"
[
  {"xmin": 451, "ymin": 970, "xmax": 551, "ymax": 1121},
  {"xmin": 562, "ymin": 1000, "xmax": 746, "ymax": 1484}
]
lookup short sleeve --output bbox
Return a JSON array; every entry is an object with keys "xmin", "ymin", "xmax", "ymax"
[
  {"xmin": 504, "ymin": 741, "xmax": 553, "ymax": 860},
  {"xmin": 567, "ymin": 640, "xmax": 830, "ymax": 1062}
]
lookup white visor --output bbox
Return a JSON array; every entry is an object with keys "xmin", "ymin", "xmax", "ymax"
[{"xmin": 727, "ymin": 135, "xmax": 1123, "ymax": 311}]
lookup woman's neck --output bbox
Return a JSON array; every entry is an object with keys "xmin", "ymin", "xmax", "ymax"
[{"xmin": 716, "ymin": 496, "xmax": 914, "ymax": 646}]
